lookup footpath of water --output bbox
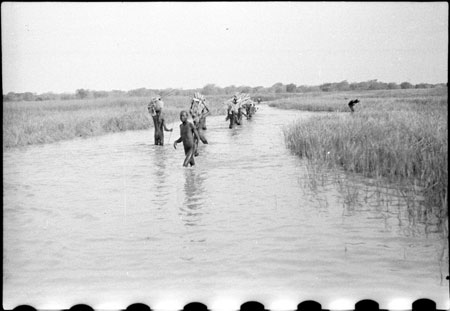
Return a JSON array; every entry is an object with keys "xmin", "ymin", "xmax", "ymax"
[{"xmin": 3, "ymin": 105, "xmax": 449, "ymax": 310}]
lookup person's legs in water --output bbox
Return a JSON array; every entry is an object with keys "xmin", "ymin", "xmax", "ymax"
[
  {"xmin": 193, "ymin": 120, "xmax": 199, "ymax": 157},
  {"xmin": 194, "ymin": 137, "xmax": 199, "ymax": 157},
  {"xmin": 237, "ymin": 108, "xmax": 242, "ymax": 125},
  {"xmin": 195, "ymin": 119, "xmax": 208, "ymax": 144},
  {"xmin": 152, "ymin": 111, "xmax": 165, "ymax": 145},
  {"xmin": 246, "ymin": 106, "xmax": 251, "ymax": 119},
  {"xmin": 154, "ymin": 123, "xmax": 164, "ymax": 145},
  {"xmin": 183, "ymin": 145, "xmax": 195, "ymax": 167},
  {"xmin": 197, "ymin": 129, "xmax": 208, "ymax": 144},
  {"xmin": 201, "ymin": 116, "xmax": 207, "ymax": 130},
  {"xmin": 152, "ymin": 115, "xmax": 158, "ymax": 145},
  {"xmin": 155, "ymin": 134, "xmax": 164, "ymax": 146},
  {"xmin": 228, "ymin": 111, "xmax": 235, "ymax": 129},
  {"xmin": 193, "ymin": 128, "xmax": 208, "ymax": 156}
]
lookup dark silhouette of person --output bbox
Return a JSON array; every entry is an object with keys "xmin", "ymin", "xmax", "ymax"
[{"xmin": 348, "ymin": 99, "xmax": 360, "ymax": 112}]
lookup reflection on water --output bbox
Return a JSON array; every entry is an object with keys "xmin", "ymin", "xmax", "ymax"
[
  {"xmin": 298, "ymin": 163, "xmax": 449, "ymax": 287},
  {"xmin": 3, "ymin": 105, "xmax": 449, "ymax": 309},
  {"xmin": 180, "ymin": 168, "xmax": 206, "ymax": 227},
  {"xmin": 178, "ymin": 168, "xmax": 208, "ymax": 262},
  {"xmin": 153, "ymin": 147, "xmax": 169, "ymax": 207},
  {"xmin": 299, "ymin": 163, "xmax": 448, "ymax": 237}
]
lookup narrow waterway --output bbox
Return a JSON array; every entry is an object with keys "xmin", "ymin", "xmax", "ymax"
[{"xmin": 3, "ymin": 105, "xmax": 448, "ymax": 310}]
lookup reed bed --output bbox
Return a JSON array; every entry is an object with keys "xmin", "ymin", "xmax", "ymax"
[
  {"xmin": 269, "ymin": 87, "xmax": 447, "ymax": 112},
  {"xmin": 281, "ymin": 88, "xmax": 448, "ymax": 219},
  {"xmin": 3, "ymin": 95, "xmax": 227, "ymax": 148}
]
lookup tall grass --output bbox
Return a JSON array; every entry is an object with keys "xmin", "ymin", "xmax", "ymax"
[
  {"xmin": 269, "ymin": 87, "xmax": 448, "ymax": 112},
  {"xmin": 281, "ymin": 88, "xmax": 448, "ymax": 221},
  {"xmin": 3, "ymin": 95, "xmax": 228, "ymax": 148}
]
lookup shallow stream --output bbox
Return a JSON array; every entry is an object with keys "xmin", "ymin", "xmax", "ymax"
[{"xmin": 3, "ymin": 105, "xmax": 448, "ymax": 310}]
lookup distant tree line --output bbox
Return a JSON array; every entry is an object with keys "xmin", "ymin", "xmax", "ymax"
[{"xmin": 3, "ymin": 80, "xmax": 447, "ymax": 102}]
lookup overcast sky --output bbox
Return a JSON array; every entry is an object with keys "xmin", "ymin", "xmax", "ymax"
[{"xmin": 2, "ymin": 2, "xmax": 448, "ymax": 94}]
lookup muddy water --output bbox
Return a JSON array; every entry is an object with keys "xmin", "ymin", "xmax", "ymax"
[{"xmin": 3, "ymin": 105, "xmax": 449, "ymax": 310}]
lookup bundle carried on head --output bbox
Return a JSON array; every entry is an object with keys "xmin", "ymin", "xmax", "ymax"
[
  {"xmin": 193, "ymin": 92, "xmax": 205, "ymax": 102},
  {"xmin": 147, "ymin": 96, "xmax": 164, "ymax": 116},
  {"xmin": 190, "ymin": 92, "xmax": 208, "ymax": 120}
]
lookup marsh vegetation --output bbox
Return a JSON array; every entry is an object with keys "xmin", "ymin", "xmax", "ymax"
[
  {"xmin": 275, "ymin": 88, "xmax": 448, "ymax": 227},
  {"xmin": 3, "ymin": 88, "xmax": 447, "ymax": 228},
  {"xmin": 3, "ymin": 95, "xmax": 227, "ymax": 148}
]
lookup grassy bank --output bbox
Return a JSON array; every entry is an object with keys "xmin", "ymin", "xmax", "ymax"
[
  {"xmin": 281, "ymin": 88, "xmax": 448, "ymax": 217},
  {"xmin": 3, "ymin": 95, "xmax": 228, "ymax": 148},
  {"xmin": 269, "ymin": 88, "xmax": 447, "ymax": 112}
]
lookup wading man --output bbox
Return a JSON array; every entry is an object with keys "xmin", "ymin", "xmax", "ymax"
[
  {"xmin": 190, "ymin": 93, "xmax": 210, "ymax": 156},
  {"xmin": 173, "ymin": 111, "xmax": 200, "ymax": 167},
  {"xmin": 226, "ymin": 94, "xmax": 242, "ymax": 129},
  {"xmin": 190, "ymin": 92, "xmax": 210, "ymax": 131},
  {"xmin": 148, "ymin": 96, "xmax": 172, "ymax": 145},
  {"xmin": 243, "ymin": 102, "xmax": 256, "ymax": 120}
]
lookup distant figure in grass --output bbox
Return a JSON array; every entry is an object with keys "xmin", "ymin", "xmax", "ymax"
[
  {"xmin": 257, "ymin": 97, "xmax": 262, "ymax": 104},
  {"xmin": 348, "ymin": 99, "xmax": 360, "ymax": 113},
  {"xmin": 148, "ymin": 96, "xmax": 172, "ymax": 145},
  {"xmin": 173, "ymin": 111, "xmax": 200, "ymax": 167}
]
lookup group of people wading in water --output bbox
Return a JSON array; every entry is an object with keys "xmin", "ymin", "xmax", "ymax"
[
  {"xmin": 224, "ymin": 93, "xmax": 259, "ymax": 129},
  {"xmin": 148, "ymin": 92, "xmax": 260, "ymax": 167},
  {"xmin": 148, "ymin": 93, "xmax": 358, "ymax": 167}
]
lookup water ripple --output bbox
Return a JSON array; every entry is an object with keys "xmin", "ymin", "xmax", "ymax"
[{"xmin": 3, "ymin": 105, "xmax": 448, "ymax": 307}]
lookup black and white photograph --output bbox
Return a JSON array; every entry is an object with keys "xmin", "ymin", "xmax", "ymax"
[{"xmin": 2, "ymin": 2, "xmax": 449, "ymax": 310}]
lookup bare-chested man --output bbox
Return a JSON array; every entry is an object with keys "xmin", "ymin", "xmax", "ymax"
[
  {"xmin": 190, "ymin": 94, "xmax": 210, "ymax": 131},
  {"xmin": 148, "ymin": 96, "xmax": 172, "ymax": 145},
  {"xmin": 193, "ymin": 109, "xmax": 209, "ymax": 156},
  {"xmin": 153, "ymin": 110, "xmax": 173, "ymax": 145},
  {"xmin": 173, "ymin": 111, "xmax": 200, "ymax": 167},
  {"xmin": 243, "ymin": 102, "xmax": 256, "ymax": 120},
  {"xmin": 225, "ymin": 95, "xmax": 242, "ymax": 128},
  {"xmin": 189, "ymin": 94, "xmax": 210, "ymax": 156}
]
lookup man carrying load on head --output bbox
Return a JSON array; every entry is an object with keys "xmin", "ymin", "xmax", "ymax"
[
  {"xmin": 242, "ymin": 101, "xmax": 257, "ymax": 120},
  {"xmin": 148, "ymin": 96, "xmax": 172, "ymax": 145},
  {"xmin": 189, "ymin": 92, "xmax": 209, "ymax": 156},
  {"xmin": 225, "ymin": 94, "xmax": 244, "ymax": 128},
  {"xmin": 189, "ymin": 92, "xmax": 210, "ymax": 131}
]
